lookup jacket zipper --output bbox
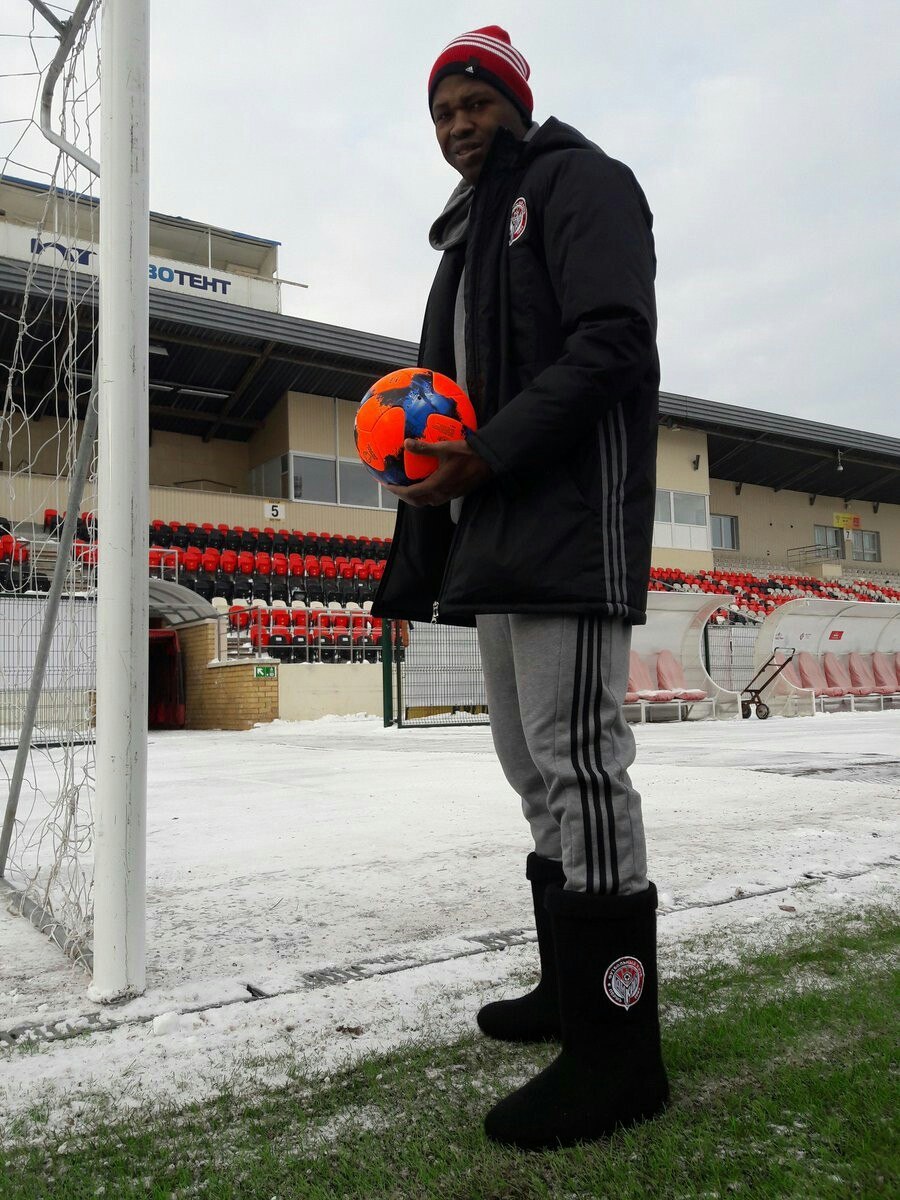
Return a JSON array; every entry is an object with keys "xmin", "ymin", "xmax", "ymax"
[
  {"xmin": 432, "ymin": 145, "xmax": 523, "ymax": 623},
  {"xmin": 432, "ymin": 168, "xmax": 506, "ymax": 622}
]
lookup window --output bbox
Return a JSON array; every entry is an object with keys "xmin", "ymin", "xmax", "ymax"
[
  {"xmin": 673, "ymin": 491, "xmax": 707, "ymax": 526},
  {"xmin": 814, "ymin": 524, "xmax": 845, "ymax": 559},
  {"xmin": 851, "ymin": 528, "xmax": 881, "ymax": 562},
  {"xmin": 287, "ymin": 452, "xmax": 397, "ymax": 510},
  {"xmin": 710, "ymin": 514, "xmax": 739, "ymax": 551},
  {"xmin": 654, "ymin": 490, "xmax": 672, "ymax": 522},
  {"xmin": 252, "ymin": 398, "xmax": 403, "ymax": 509},
  {"xmin": 292, "ymin": 454, "xmax": 337, "ymax": 504},
  {"xmin": 653, "ymin": 488, "xmax": 710, "ymax": 550},
  {"xmin": 249, "ymin": 455, "xmax": 287, "ymax": 499},
  {"xmin": 338, "ymin": 459, "xmax": 379, "ymax": 508}
]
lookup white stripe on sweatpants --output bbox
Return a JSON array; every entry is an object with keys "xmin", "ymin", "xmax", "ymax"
[{"xmin": 476, "ymin": 613, "xmax": 648, "ymax": 895}]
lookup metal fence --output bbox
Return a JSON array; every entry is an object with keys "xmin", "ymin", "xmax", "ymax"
[
  {"xmin": 392, "ymin": 620, "xmax": 764, "ymax": 728},
  {"xmin": 395, "ymin": 622, "xmax": 489, "ymax": 727},
  {"xmin": 704, "ymin": 624, "xmax": 761, "ymax": 693},
  {"xmin": 0, "ymin": 595, "xmax": 97, "ymax": 749}
]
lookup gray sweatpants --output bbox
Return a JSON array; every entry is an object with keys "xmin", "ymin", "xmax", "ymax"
[{"xmin": 476, "ymin": 614, "xmax": 648, "ymax": 895}]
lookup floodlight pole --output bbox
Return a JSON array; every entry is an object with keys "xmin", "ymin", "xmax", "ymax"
[{"xmin": 89, "ymin": 0, "xmax": 149, "ymax": 1003}]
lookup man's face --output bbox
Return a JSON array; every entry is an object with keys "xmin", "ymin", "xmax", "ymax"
[{"xmin": 431, "ymin": 74, "xmax": 528, "ymax": 186}]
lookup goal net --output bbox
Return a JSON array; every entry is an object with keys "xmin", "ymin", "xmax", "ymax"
[{"xmin": 0, "ymin": 0, "xmax": 103, "ymax": 967}]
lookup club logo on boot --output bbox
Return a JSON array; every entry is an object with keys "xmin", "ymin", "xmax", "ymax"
[{"xmin": 603, "ymin": 956, "xmax": 645, "ymax": 1010}]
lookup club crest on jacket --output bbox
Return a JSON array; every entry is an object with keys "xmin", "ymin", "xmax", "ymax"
[
  {"xmin": 603, "ymin": 956, "xmax": 645, "ymax": 1009},
  {"xmin": 508, "ymin": 196, "xmax": 528, "ymax": 245}
]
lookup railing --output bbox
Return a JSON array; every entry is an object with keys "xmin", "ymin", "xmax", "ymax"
[
  {"xmin": 221, "ymin": 607, "xmax": 384, "ymax": 667},
  {"xmin": 171, "ymin": 478, "xmax": 238, "ymax": 493},
  {"xmin": 786, "ymin": 543, "xmax": 842, "ymax": 569}
]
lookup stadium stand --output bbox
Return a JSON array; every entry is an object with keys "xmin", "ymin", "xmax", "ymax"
[
  {"xmin": 15, "ymin": 511, "xmax": 900, "ymax": 619},
  {"xmin": 5, "ymin": 510, "xmax": 900, "ymax": 719},
  {"xmin": 649, "ymin": 565, "xmax": 900, "ymax": 626},
  {"xmin": 143, "ymin": 520, "xmax": 389, "ymax": 609}
]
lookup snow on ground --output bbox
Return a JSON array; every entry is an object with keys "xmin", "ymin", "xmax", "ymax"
[{"xmin": 0, "ymin": 710, "xmax": 897, "ymax": 1134}]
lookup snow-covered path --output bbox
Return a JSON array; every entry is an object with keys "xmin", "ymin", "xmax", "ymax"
[{"xmin": 1, "ymin": 711, "xmax": 897, "ymax": 1131}]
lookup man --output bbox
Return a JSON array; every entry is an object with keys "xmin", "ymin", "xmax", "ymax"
[{"xmin": 372, "ymin": 26, "xmax": 668, "ymax": 1150}]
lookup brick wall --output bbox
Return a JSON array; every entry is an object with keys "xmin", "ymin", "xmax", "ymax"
[{"xmin": 179, "ymin": 621, "xmax": 278, "ymax": 731}]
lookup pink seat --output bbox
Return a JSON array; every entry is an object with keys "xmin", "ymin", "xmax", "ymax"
[
  {"xmin": 795, "ymin": 651, "xmax": 844, "ymax": 697},
  {"xmin": 655, "ymin": 649, "xmax": 707, "ymax": 700},
  {"xmin": 779, "ymin": 658, "xmax": 802, "ymax": 688},
  {"xmin": 847, "ymin": 652, "xmax": 895, "ymax": 696},
  {"xmin": 624, "ymin": 691, "xmax": 640, "ymax": 704},
  {"xmin": 823, "ymin": 652, "xmax": 875, "ymax": 697},
  {"xmin": 872, "ymin": 651, "xmax": 900, "ymax": 692},
  {"xmin": 628, "ymin": 652, "xmax": 676, "ymax": 702}
]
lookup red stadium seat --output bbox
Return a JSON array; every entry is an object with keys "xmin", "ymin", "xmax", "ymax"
[
  {"xmin": 872, "ymin": 652, "xmax": 900, "ymax": 692},
  {"xmin": 795, "ymin": 652, "xmax": 845, "ymax": 697},
  {"xmin": 627, "ymin": 653, "xmax": 676, "ymax": 702},
  {"xmin": 823, "ymin": 652, "xmax": 876, "ymax": 697},
  {"xmin": 847, "ymin": 652, "xmax": 895, "ymax": 696},
  {"xmin": 654, "ymin": 650, "xmax": 707, "ymax": 700},
  {"xmin": 249, "ymin": 625, "xmax": 270, "ymax": 651},
  {"xmin": 779, "ymin": 659, "xmax": 803, "ymax": 689},
  {"xmin": 228, "ymin": 604, "xmax": 251, "ymax": 631}
]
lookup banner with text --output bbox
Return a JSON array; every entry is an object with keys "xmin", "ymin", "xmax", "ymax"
[{"xmin": 0, "ymin": 220, "xmax": 279, "ymax": 312}]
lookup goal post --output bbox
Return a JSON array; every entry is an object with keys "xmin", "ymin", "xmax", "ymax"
[
  {"xmin": 89, "ymin": 0, "xmax": 150, "ymax": 1002},
  {"xmin": 0, "ymin": 0, "xmax": 150, "ymax": 1002}
]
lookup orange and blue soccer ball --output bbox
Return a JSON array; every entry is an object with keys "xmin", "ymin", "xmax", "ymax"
[{"xmin": 354, "ymin": 368, "xmax": 477, "ymax": 487}]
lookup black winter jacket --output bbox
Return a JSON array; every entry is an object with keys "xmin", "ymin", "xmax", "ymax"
[{"xmin": 373, "ymin": 118, "xmax": 659, "ymax": 626}]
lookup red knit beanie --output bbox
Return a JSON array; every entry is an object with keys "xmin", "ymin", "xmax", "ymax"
[{"xmin": 428, "ymin": 26, "xmax": 533, "ymax": 121}]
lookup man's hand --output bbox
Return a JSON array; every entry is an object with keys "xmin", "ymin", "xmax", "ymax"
[{"xmin": 384, "ymin": 438, "xmax": 492, "ymax": 507}]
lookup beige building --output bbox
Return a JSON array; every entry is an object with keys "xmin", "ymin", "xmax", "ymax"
[
  {"xmin": 653, "ymin": 395, "xmax": 899, "ymax": 579},
  {"xmin": 2, "ymin": 174, "xmax": 898, "ymax": 581}
]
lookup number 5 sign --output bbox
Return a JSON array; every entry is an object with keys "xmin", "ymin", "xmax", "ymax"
[{"xmin": 265, "ymin": 501, "xmax": 284, "ymax": 521}]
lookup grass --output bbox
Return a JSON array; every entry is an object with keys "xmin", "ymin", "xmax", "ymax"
[{"xmin": 1, "ymin": 907, "xmax": 897, "ymax": 1200}]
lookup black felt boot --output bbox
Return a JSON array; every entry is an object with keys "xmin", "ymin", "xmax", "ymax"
[
  {"xmin": 477, "ymin": 853, "xmax": 564, "ymax": 1043},
  {"xmin": 484, "ymin": 883, "xmax": 669, "ymax": 1150}
]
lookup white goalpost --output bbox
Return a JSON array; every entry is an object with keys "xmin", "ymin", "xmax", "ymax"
[
  {"xmin": 0, "ymin": 0, "xmax": 149, "ymax": 1001},
  {"xmin": 90, "ymin": 0, "xmax": 149, "ymax": 1002}
]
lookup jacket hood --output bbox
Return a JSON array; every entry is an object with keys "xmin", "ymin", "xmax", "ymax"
[
  {"xmin": 429, "ymin": 120, "xmax": 556, "ymax": 251},
  {"xmin": 521, "ymin": 116, "xmax": 600, "ymax": 159},
  {"xmin": 429, "ymin": 179, "xmax": 474, "ymax": 252}
]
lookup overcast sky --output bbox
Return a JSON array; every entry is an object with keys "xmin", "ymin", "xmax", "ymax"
[{"xmin": 5, "ymin": 2, "xmax": 899, "ymax": 436}]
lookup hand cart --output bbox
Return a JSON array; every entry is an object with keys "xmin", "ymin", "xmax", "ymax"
[{"xmin": 741, "ymin": 647, "xmax": 796, "ymax": 720}]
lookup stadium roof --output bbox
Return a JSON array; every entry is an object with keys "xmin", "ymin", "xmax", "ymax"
[
  {"xmin": 2, "ymin": 254, "xmax": 899, "ymax": 506},
  {"xmin": 0, "ymin": 173, "xmax": 280, "ymax": 248}
]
